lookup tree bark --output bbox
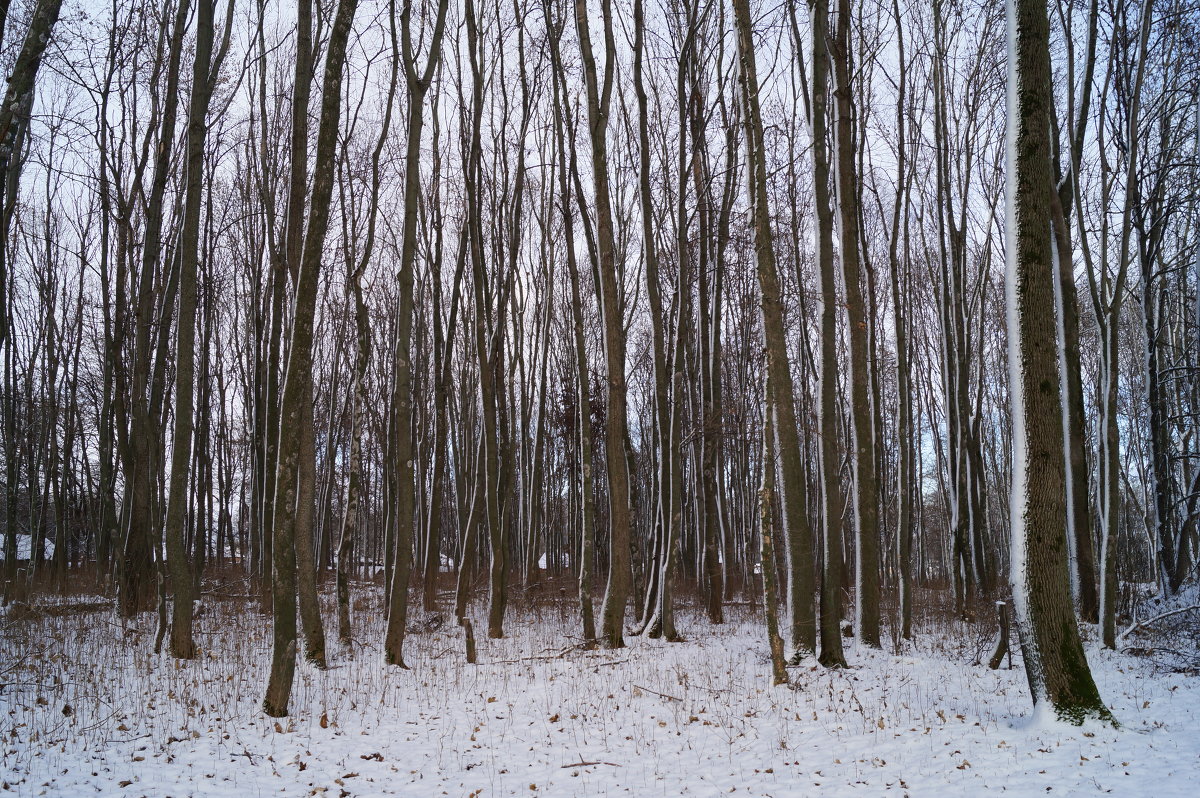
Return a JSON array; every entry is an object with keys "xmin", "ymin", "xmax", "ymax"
[
  {"xmin": 575, "ymin": 0, "xmax": 633, "ymax": 649},
  {"xmin": 264, "ymin": 0, "xmax": 357, "ymax": 716},
  {"xmin": 164, "ymin": 0, "xmax": 219, "ymax": 660},
  {"xmin": 733, "ymin": 0, "xmax": 816, "ymax": 660},
  {"xmin": 1006, "ymin": 0, "xmax": 1111, "ymax": 725},
  {"xmin": 382, "ymin": 0, "xmax": 449, "ymax": 665}
]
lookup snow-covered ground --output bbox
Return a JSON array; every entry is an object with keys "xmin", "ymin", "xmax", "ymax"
[{"xmin": 1, "ymin": 588, "xmax": 1196, "ymax": 797}]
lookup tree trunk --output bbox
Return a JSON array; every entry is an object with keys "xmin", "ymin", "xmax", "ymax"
[
  {"xmin": 165, "ymin": 0, "xmax": 218, "ymax": 660},
  {"xmin": 0, "ymin": 0, "xmax": 64, "ymax": 597},
  {"xmin": 1005, "ymin": 0, "xmax": 1111, "ymax": 725},
  {"xmin": 733, "ymin": 0, "xmax": 816, "ymax": 661},
  {"xmin": 759, "ymin": 376, "xmax": 788, "ymax": 686},
  {"xmin": 575, "ymin": 0, "xmax": 633, "ymax": 649},
  {"xmin": 832, "ymin": 0, "xmax": 880, "ymax": 650},
  {"xmin": 382, "ymin": 0, "xmax": 449, "ymax": 665},
  {"xmin": 264, "ymin": 0, "xmax": 357, "ymax": 716}
]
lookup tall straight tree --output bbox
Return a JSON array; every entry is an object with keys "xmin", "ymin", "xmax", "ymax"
[
  {"xmin": 1053, "ymin": 0, "xmax": 1101, "ymax": 625},
  {"xmin": 546, "ymin": 4, "xmax": 597, "ymax": 643},
  {"xmin": 630, "ymin": 0, "xmax": 673, "ymax": 640},
  {"xmin": 832, "ymin": 0, "xmax": 880, "ymax": 648},
  {"xmin": 118, "ymin": 0, "xmax": 190, "ymax": 618},
  {"xmin": 886, "ymin": 0, "xmax": 916, "ymax": 642},
  {"xmin": 280, "ymin": 0, "xmax": 327, "ymax": 672},
  {"xmin": 263, "ymin": 0, "xmax": 357, "ymax": 717},
  {"xmin": 164, "ymin": 0, "xmax": 222, "ymax": 659},
  {"xmin": 382, "ymin": 0, "xmax": 450, "ymax": 665},
  {"xmin": 0, "ymin": 0, "xmax": 64, "ymax": 594},
  {"xmin": 1005, "ymin": 0, "xmax": 1111, "ymax": 725},
  {"xmin": 1077, "ymin": 0, "xmax": 1154, "ymax": 647},
  {"xmin": 337, "ymin": 0, "xmax": 403, "ymax": 646},
  {"xmin": 800, "ymin": 0, "xmax": 847, "ymax": 667},
  {"xmin": 733, "ymin": 0, "xmax": 816, "ymax": 661},
  {"xmin": 575, "ymin": 0, "xmax": 634, "ymax": 649},
  {"xmin": 459, "ymin": 0, "xmax": 508, "ymax": 641}
]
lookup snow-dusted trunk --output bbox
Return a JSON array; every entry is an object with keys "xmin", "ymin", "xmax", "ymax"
[
  {"xmin": 1055, "ymin": 0, "xmax": 1102, "ymax": 627},
  {"xmin": 1005, "ymin": 0, "xmax": 1110, "ymax": 725},
  {"xmin": 629, "ymin": 0, "xmax": 672, "ymax": 639},
  {"xmin": 758, "ymin": 375, "xmax": 789, "ymax": 686}
]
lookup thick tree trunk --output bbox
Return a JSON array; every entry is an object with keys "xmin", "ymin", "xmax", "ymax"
[{"xmin": 1006, "ymin": 0, "xmax": 1111, "ymax": 725}]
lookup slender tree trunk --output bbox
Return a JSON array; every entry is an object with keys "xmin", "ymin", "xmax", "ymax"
[
  {"xmin": 759, "ymin": 376, "xmax": 788, "ymax": 686},
  {"xmin": 0, "ymin": 0, "xmax": 65, "ymax": 596},
  {"xmin": 382, "ymin": 0, "xmax": 449, "ymax": 665},
  {"xmin": 264, "ymin": 0, "xmax": 357, "ymax": 716},
  {"xmin": 165, "ymin": 0, "xmax": 218, "ymax": 659},
  {"xmin": 575, "ymin": 0, "xmax": 633, "ymax": 649},
  {"xmin": 831, "ymin": 0, "xmax": 879, "ymax": 648},
  {"xmin": 887, "ymin": 0, "xmax": 915, "ymax": 642},
  {"xmin": 734, "ymin": 0, "xmax": 816, "ymax": 660},
  {"xmin": 629, "ymin": 0, "xmax": 673, "ymax": 638},
  {"xmin": 805, "ymin": 0, "xmax": 848, "ymax": 668}
]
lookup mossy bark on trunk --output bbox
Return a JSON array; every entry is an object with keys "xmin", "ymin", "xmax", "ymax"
[{"xmin": 1006, "ymin": 0, "xmax": 1112, "ymax": 726}]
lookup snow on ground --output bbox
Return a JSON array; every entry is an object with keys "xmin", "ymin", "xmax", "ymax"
[{"xmin": 1, "ymin": 588, "xmax": 1196, "ymax": 797}]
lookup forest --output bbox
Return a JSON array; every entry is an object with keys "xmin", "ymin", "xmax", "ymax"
[{"xmin": 0, "ymin": 0, "xmax": 1198, "ymax": 794}]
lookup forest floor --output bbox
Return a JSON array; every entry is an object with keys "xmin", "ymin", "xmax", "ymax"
[{"xmin": 1, "ymin": 581, "xmax": 1197, "ymax": 797}]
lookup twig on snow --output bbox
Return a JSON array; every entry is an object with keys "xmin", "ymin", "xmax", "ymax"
[
  {"xmin": 561, "ymin": 761, "xmax": 621, "ymax": 768},
  {"xmin": 632, "ymin": 684, "xmax": 682, "ymax": 702}
]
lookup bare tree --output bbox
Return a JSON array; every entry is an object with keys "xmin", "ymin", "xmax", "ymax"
[
  {"xmin": 575, "ymin": 0, "xmax": 634, "ymax": 649},
  {"xmin": 1006, "ymin": 0, "xmax": 1111, "ymax": 725},
  {"xmin": 264, "ymin": 0, "xmax": 358, "ymax": 717},
  {"xmin": 733, "ymin": 0, "xmax": 816, "ymax": 661},
  {"xmin": 382, "ymin": 0, "xmax": 450, "ymax": 665}
]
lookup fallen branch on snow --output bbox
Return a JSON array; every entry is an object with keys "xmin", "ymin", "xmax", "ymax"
[
  {"xmin": 632, "ymin": 684, "xmax": 682, "ymax": 702},
  {"xmin": 1118, "ymin": 605, "xmax": 1200, "ymax": 645},
  {"xmin": 561, "ymin": 761, "xmax": 620, "ymax": 768}
]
